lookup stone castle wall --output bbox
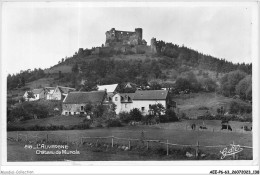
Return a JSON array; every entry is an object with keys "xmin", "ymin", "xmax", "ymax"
[{"xmin": 105, "ymin": 28, "xmax": 143, "ymax": 47}]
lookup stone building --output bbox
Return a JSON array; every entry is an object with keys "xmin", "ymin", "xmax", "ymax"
[
  {"xmin": 105, "ymin": 28, "xmax": 145, "ymax": 47},
  {"xmin": 62, "ymin": 91, "xmax": 106, "ymax": 115},
  {"xmin": 49, "ymin": 86, "xmax": 76, "ymax": 101}
]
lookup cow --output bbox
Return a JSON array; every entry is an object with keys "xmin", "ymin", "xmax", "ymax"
[
  {"xmin": 241, "ymin": 126, "xmax": 252, "ymax": 131},
  {"xmin": 221, "ymin": 124, "xmax": 232, "ymax": 131},
  {"xmin": 199, "ymin": 126, "xmax": 207, "ymax": 130},
  {"xmin": 191, "ymin": 123, "xmax": 196, "ymax": 130}
]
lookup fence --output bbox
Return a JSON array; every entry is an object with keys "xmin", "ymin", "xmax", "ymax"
[
  {"xmin": 79, "ymin": 136, "xmax": 252, "ymax": 159},
  {"xmin": 10, "ymin": 132, "xmax": 252, "ymax": 159}
]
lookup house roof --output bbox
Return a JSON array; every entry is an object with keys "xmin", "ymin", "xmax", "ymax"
[
  {"xmin": 120, "ymin": 93, "xmax": 135, "ymax": 99},
  {"xmin": 45, "ymin": 87, "xmax": 55, "ymax": 90},
  {"xmin": 44, "ymin": 87, "xmax": 55, "ymax": 94},
  {"xmin": 63, "ymin": 91, "xmax": 106, "ymax": 104},
  {"xmin": 57, "ymin": 86, "xmax": 76, "ymax": 94},
  {"xmin": 119, "ymin": 93, "xmax": 135, "ymax": 103},
  {"xmin": 97, "ymin": 84, "xmax": 118, "ymax": 93},
  {"xmin": 31, "ymin": 88, "xmax": 44, "ymax": 94},
  {"xmin": 133, "ymin": 90, "xmax": 168, "ymax": 100}
]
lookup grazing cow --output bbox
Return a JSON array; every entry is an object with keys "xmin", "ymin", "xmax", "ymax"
[
  {"xmin": 241, "ymin": 126, "xmax": 252, "ymax": 131},
  {"xmin": 191, "ymin": 124, "xmax": 196, "ymax": 130},
  {"xmin": 221, "ymin": 124, "xmax": 232, "ymax": 131},
  {"xmin": 199, "ymin": 126, "xmax": 207, "ymax": 129}
]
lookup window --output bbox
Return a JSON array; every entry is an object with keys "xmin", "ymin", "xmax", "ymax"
[
  {"xmin": 69, "ymin": 112, "xmax": 71, "ymax": 115},
  {"xmin": 115, "ymin": 97, "xmax": 118, "ymax": 101},
  {"xmin": 141, "ymin": 107, "xmax": 145, "ymax": 111},
  {"xmin": 65, "ymin": 112, "xmax": 68, "ymax": 115},
  {"xmin": 74, "ymin": 112, "xmax": 76, "ymax": 115},
  {"xmin": 125, "ymin": 104, "xmax": 127, "ymax": 108},
  {"xmin": 149, "ymin": 104, "xmax": 151, "ymax": 109},
  {"xmin": 81, "ymin": 106, "xmax": 84, "ymax": 111}
]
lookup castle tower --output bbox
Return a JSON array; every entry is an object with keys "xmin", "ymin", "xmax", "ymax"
[
  {"xmin": 135, "ymin": 28, "xmax": 143, "ymax": 43},
  {"xmin": 150, "ymin": 37, "xmax": 157, "ymax": 53}
]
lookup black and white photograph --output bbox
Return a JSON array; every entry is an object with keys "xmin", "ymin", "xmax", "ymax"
[{"xmin": 1, "ymin": 1, "xmax": 259, "ymax": 174}]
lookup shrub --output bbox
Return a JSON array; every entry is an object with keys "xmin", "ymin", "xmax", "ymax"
[
  {"xmin": 197, "ymin": 114, "xmax": 252, "ymax": 122},
  {"xmin": 166, "ymin": 109, "xmax": 178, "ymax": 122},
  {"xmin": 105, "ymin": 118, "xmax": 122, "ymax": 127},
  {"xmin": 159, "ymin": 115, "xmax": 169, "ymax": 123},
  {"xmin": 178, "ymin": 112, "xmax": 189, "ymax": 120},
  {"xmin": 229, "ymin": 101, "xmax": 240, "ymax": 114},
  {"xmin": 229, "ymin": 101, "xmax": 252, "ymax": 114},
  {"xmin": 119, "ymin": 112, "xmax": 131, "ymax": 123},
  {"xmin": 129, "ymin": 108, "xmax": 142, "ymax": 122},
  {"xmin": 142, "ymin": 114, "xmax": 154, "ymax": 124}
]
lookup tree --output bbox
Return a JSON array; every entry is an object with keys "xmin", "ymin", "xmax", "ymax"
[
  {"xmin": 200, "ymin": 77, "xmax": 217, "ymax": 92},
  {"xmin": 166, "ymin": 109, "xmax": 178, "ymax": 121},
  {"xmin": 149, "ymin": 81, "xmax": 162, "ymax": 90},
  {"xmin": 84, "ymin": 102, "xmax": 93, "ymax": 116},
  {"xmin": 119, "ymin": 112, "xmax": 131, "ymax": 123},
  {"xmin": 58, "ymin": 71, "xmax": 62, "ymax": 79},
  {"xmin": 229, "ymin": 101, "xmax": 240, "ymax": 114},
  {"xmin": 227, "ymin": 70, "xmax": 247, "ymax": 94},
  {"xmin": 92, "ymin": 104, "xmax": 105, "ymax": 119},
  {"xmin": 246, "ymin": 84, "xmax": 252, "ymax": 101},
  {"xmin": 129, "ymin": 108, "xmax": 142, "ymax": 121},
  {"xmin": 82, "ymin": 80, "xmax": 98, "ymax": 92},
  {"xmin": 175, "ymin": 77, "xmax": 192, "ymax": 91},
  {"xmin": 220, "ymin": 70, "xmax": 247, "ymax": 97},
  {"xmin": 235, "ymin": 75, "xmax": 252, "ymax": 100},
  {"xmin": 72, "ymin": 63, "xmax": 79, "ymax": 74},
  {"xmin": 149, "ymin": 103, "xmax": 165, "ymax": 116},
  {"xmin": 20, "ymin": 76, "xmax": 25, "ymax": 87}
]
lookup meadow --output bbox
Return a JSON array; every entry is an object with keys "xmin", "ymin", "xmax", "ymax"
[{"xmin": 7, "ymin": 120, "xmax": 252, "ymax": 161}]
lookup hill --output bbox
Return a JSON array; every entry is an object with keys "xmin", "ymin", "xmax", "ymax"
[{"xmin": 7, "ymin": 36, "xmax": 252, "ymax": 106}]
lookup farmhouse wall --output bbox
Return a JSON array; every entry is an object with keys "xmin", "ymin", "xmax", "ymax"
[
  {"xmin": 51, "ymin": 88, "xmax": 62, "ymax": 100},
  {"xmin": 132, "ymin": 100, "xmax": 166, "ymax": 115},
  {"xmin": 62, "ymin": 103, "xmax": 86, "ymax": 115}
]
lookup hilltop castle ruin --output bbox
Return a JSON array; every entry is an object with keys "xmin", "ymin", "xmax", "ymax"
[
  {"xmin": 90, "ymin": 28, "xmax": 158, "ymax": 55},
  {"xmin": 105, "ymin": 28, "xmax": 147, "ymax": 47}
]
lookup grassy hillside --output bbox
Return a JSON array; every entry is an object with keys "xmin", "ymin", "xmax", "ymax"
[
  {"xmin": 44, "ymin": 65, "xmax": 72, "ymax": 74},
  {"xmin": 175, "ymin": 92, "xmax": 251, "ymax": 118}
]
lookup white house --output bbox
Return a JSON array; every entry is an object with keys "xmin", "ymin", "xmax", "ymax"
[
  {"xmin": 132, "ymin": 90, "xmax": 170, "ymax": 115},
  {"xmin": 112, "ymin": 93, "xmax": 134, "ymax": 114},
  {"xmin": 112, "ymin": 90, "xmax": 176, "ymax": 115},
  {"xmin": 23, "ymin": 88, "xmax": 45, "ymax": 101}
]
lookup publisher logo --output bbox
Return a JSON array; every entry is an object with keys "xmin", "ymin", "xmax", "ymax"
[{"xmin": 220, "ymin": 144, "xmax": 243, "ymax": 159}]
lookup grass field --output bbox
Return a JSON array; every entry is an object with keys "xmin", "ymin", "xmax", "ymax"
[
  {"xmin": 8, "ymin": 115, "xmax": 84, "ymax": 128},
  {"xmin": 7, "ymin": 120, "xmax": 252, "ymax": 161}
]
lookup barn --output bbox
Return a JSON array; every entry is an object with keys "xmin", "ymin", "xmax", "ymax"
[{"xmin": 62, "ymin": 91, "xmax": 106, "ymax": 115}]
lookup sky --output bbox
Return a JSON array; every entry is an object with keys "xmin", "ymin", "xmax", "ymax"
[{"xmin": 1, "ymin": 2, "xmax": 255, "ymax": 75}]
